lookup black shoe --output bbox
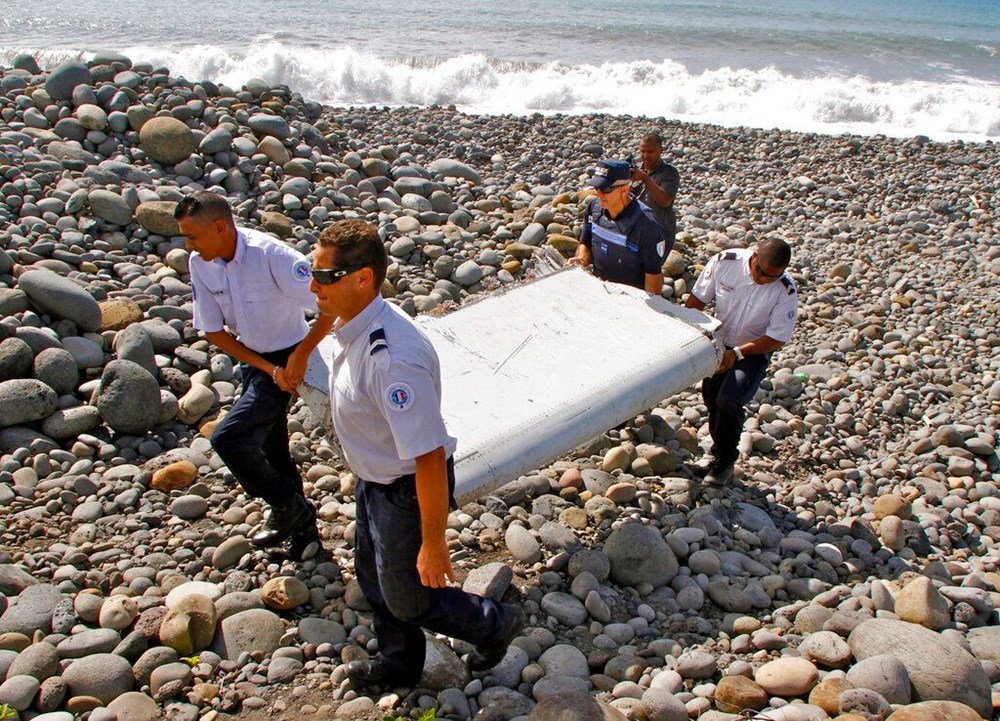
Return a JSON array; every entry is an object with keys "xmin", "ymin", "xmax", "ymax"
[
  {"xmin": 467, "ymin": 606, "xmax": 526, "ymax": 672},
  {"xmin": 286, "ymin": 504, "xmax": 322, "ymax": 561},
  {"xmin": 704, "ymin": 463, "xmax": 734, "ymax": 487},
  {"xmin": 252, "ymin": 495, "xmax": 314, "ymax": 548},
  {"xmin": 345, "ymin": 658, "xmax": 419, "ymax": 690}
]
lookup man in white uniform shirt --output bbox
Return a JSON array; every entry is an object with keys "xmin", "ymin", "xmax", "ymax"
[
  {"xmin": 309, "ymin": 219, "xmax": 524, "ymax": 690},
  {"xmin": 177, "ymin": 191, "xmax": 327, "ymax": 559},
  {"xmin": 685, "ymin": 238, "xmax": 798, "ymax": 487}
]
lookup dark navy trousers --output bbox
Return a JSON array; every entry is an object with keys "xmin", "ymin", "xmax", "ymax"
[
  {"xmin": 354, "ymin": 460, "xmax": 512, "ymax": 681},
  {"xmin": 701, "ymin": 353, "xmax": 770, "ymax": 468},
  {"xmin": 210, "ymin": 345, "xmax": 303, "ymax": 505}
]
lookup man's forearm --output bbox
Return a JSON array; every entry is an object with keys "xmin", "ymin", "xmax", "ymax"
[
  {"xmin": 644, "ymin": 273, "xmax": 663, "ymax": 295},
  {"xmin": 414, "ymin": 446, "xmax": 449, "ymax": 543},
  {"xmin": 205, "ymin": 331, "xmax": 272, "ymax": 374},
  {"xmin": 736, "ymin": 336, "xmax": 784, "ymax": 356}
]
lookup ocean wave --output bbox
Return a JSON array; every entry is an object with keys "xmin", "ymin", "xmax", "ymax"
[{"xmin": 4, "ymin": 43, "xmax": 1000, "ymax": 141}]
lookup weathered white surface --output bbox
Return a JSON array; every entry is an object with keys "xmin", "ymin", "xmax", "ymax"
[{"xmin": 301, "ymin": 267, "xmax": 721, "ymax": 504}]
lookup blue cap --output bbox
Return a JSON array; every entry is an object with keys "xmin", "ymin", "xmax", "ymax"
[{"xmin": 588, "ymin": 159, "xmax": 631, "ymax": 191}]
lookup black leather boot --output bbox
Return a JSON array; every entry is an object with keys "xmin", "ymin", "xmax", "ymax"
[{"xmin": 251, "ymin": 494, "xmax": 313, "ymax": 548}]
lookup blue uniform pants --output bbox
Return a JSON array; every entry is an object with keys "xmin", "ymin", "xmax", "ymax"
[
  {"xmin": 354, "ymin": 461, "xmax": 513, "ymax": 682},
  {"xmin": 210, "ymin": 346, "xmax": 303, "ymax": 505},
  {"xmin": 701, "ymin": 354, "xmax": 770, "ymax": 468}
]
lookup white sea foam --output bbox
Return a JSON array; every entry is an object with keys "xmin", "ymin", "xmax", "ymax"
[{"xmin": 7, "ymin": 43, "xmax": 1000, "ymax": 141}]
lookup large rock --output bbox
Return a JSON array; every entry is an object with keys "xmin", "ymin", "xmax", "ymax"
[
  {"xmin": 93, "ymin": 360, "xmax": 161, "ymax": 434},
  {"xmin": 0, "ymin": 378, "xmax": 58, "ymax": 427},
  {"xmin": 0, "ymin": 584, "xmax": 63, "ymax": 636},
  {"xmin": 248, "ymin": 113, "xmax": 290, "ymax": 140},
  {"xmin": 88, "ymin": 189, "xmax": 133, "ymax": 226},
  {"xmin": 848, "ymin": 618, "xmax": 991, "ymax": 718},
  {"xmin": 894, "ymin": 576, "xmax": 950, "ymax": 630},
  {"xmin": 100, "ymin": 299, "xmax": 144, "ymax": 332},
  {"xmin": 151, "ymin": 461, "xmax": 198, "ymax": 492},
  {"xmin": 0, "ymin": 337, "xmax": 33, "ymax": 381},
  {"xmin": 61, "ymin": 653, "xmax": 133, "ymax": 704},
  {"xmin": 603, "ymin": 522, "xmax": 678, "ymax": 587},
  {"xmin": 429, "ymin": 158, "xmax": 481, "ymax": 184},
  {"xmin": 528, "ymin": 691, "xmax": 627, "ymax": 720},
  {"xmin": 211, "ymin": 609, "xmax": 285, "ymax": 660},
  {"xmin": 41, "ymin": 406, "xmax": 102, "ymax": 440},
  {"xmin": 135, "ymin": 201, "xmax": 180, "ymax": 237},
  {"xmin": 421, "ymin": 635, "xmax": 471, "ymax": 692},
  {"xmin": 33, "ymin": 348, "xmax": 78, "ymax": 396},
  {"xmin": 16, "ymin": 270, "xmax": 101, "ymax": 331},
  {"xmin": 884, "ymin": 701, "xmax": 986, "ymax": 721},
  {"xmin": 845, "ymin": 654, "xmax": 911, "ymax": 705},
  {"xmin": 107, "ymin": 691, "xmax": 160, "ymax": 721},
  {"xmin": 754, "ymin": 657, "xmax": 819, "ymax": 696},
  {"xmin": 159, "ymin": 594, "xmax": 217, "ymax": 655},
  {"xmin": 44, "ymin": 63, "xmax": 92, "ymax": 101},
  {"xmin": 139, "ymin": 116, "xmax": 195, "ymax": 165},
  {"xmin": 7, "ymin": 641, "xmax": 59, "ymax": 681},
  {"xmin": 260, "ymin": 577, "xmax": 309, "ymax": 610}
]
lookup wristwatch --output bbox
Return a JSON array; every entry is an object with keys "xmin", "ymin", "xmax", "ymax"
[{"xmin": 732, "ymin": 346, "xmax": 745, "ymax": 361}]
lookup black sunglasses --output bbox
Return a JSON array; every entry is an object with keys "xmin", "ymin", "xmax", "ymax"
[
  {"xmin": 752, "ymin": 254, "xmax": 784, "ymax": 280},
  {"xmin": 311, "ymin": 263, "xmax": 369, "ymax": 285}
]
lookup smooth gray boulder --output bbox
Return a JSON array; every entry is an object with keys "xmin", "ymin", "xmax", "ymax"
[
  {"xmin": 604, "ymin": 521, "xmax": 678, "ymax": 587},
  {"xmin": 0, "ymin": 337, "xmax": 33, "ymax": 381},
  {"xmin": 93, "ymin": 360, "xmax": 161, "ymax": 434},
  {"xmin": 210, "ymin": 608, "xmax": 285, "ymax": 660},
  {"xmin": 0, "ymin": 378, "xmax": 58, "ymax": 427},
  {"xmin": 32, "ymin": 347, "xmax": 78, "ymax": 396},
  {"xmin": 848, "ymin": 618, "xmax": 991, "ymax": 718},
  {"xmin": 61, "ymin": 653, "xmax": 133, "ymax": 704},
  {"xmin": 16, "ymin": 270, "xmax": 101, "ymax": 331},
  {"xmin": 429, "ymin": 158, "xmax": 481, "ymax": 184},
  {"xmin": 44, "ymin": 62, "xmax": 92, "ymax": 101},
  {"xmin": 0, "ymin": 584, "xmax": 63, "ymax": 635},
  {"xmin": 88, "ymin": 189, "xmax": 133, "ymax": 226}
]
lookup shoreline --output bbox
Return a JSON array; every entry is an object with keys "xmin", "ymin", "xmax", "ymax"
[
  {"xmin": 2, "ymin": 45, "xmax": 999, "ymax": 144},
  {"xmin": 0, "ymin": 53, "xmax": 999, "ymax": 721}
]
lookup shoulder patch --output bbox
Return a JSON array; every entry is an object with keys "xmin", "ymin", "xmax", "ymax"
[
  {"xmin": 780, "ymin": 276, "xmax": 796, "ymax": 295},
  {"xmin": 384, "ymin": 382, "xmax": 415, "ymax": 413},
  {"xmin": 721, "ymin": 251, "xmax": 738, "ymax": 260},
  {"xmin": 292, "ymin": 259, "xmax": 312, "ymax": 282},
  {"xmin": 369, "ymin": 328, "xmax": 388, "ymax": 356}
]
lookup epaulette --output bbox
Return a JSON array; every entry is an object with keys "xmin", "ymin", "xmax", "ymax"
[
  {"xmin": 369, "ymin": 328, "xmax": 387, "ymax": 356},
  {"xmin": 780, "ymin": 276, "xmax": 796, "ymax": 295},
  {"xmin": 721, "ymin": 251, "xmax": 738, "ymax": 260}
]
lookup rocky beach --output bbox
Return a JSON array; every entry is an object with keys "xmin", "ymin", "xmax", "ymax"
[{"xmin": 0, "ymin": 53, "xmax": 998, "ymax": 721}]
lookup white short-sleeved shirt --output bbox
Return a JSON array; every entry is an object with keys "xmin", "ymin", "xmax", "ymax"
[
  {"xmin": 328, "ymin": 295, "xmax": 458, "ymax": 484},
  {"xmin": 690, "ymin": 247, "xmax": 798, "ymax": 348},
  {"xmin": 189, "ymin": 227, "xmax": 317, "ymax": 353}
]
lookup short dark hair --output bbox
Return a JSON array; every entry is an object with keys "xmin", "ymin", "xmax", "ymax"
[
  {"xmin": 758, "ymin": 237, "xmax": 792, "ymax": 269},
  {"xmin": 641, "ymin": 131, "xmax": 663, "ymax": 147},
  {"xmin": 317, "ymin": 220, "xmax": 388, "ymax": 286},
  {"xmin": 174, "ymin": 191, "xmax": 234, "ymax": 223}
]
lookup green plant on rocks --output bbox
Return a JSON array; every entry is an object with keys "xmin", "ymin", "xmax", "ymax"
[{"xmin": 381, "ymin": 709, "xmax": 436, "ymax": 721}]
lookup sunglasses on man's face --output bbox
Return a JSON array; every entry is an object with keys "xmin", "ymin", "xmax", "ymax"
[
  {"xmin": 311, "ymin": 263, "xmax": 369, "ymax": 285},
  {"xmin": 752, "ymin": 255, "xmax": 784, "ymax": 280}
]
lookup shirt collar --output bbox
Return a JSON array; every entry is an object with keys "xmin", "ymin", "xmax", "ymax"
[
  {"xmin": 334, "ymin": 294, "xmax": 387, "ymax": 345},
  {"xmin": 232, "ymin": 228, "xmax": 248, "ymax": 263},
  {"xmin": 605, "ymin": 197, "xmax": 640, "ymax": 229}
]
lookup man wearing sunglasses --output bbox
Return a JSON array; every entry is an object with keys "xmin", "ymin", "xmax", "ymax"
[
  {"xmin": 176, "ymin": 191, "xmax": 327, "ymax": 559},
  {"xmin": 685, "ymin": 238, "xmax": 798, "ymax": 487},
  {"xmin": 310, "ymin": 219, "xmax": 524, "ymax": 690},
  {"xmin": 570, "ymin": 158, "xmax": 666, "ymax": 294}
]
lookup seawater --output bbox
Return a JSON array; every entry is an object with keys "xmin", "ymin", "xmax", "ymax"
[{"xmin": 1, "ymin": 0, "xmax": 998, "ymax": 140}]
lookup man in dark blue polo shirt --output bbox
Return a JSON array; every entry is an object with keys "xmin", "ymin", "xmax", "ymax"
[{"xmin": 571, "ymin": 159, "xmax": 666, "ymax": 294}]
